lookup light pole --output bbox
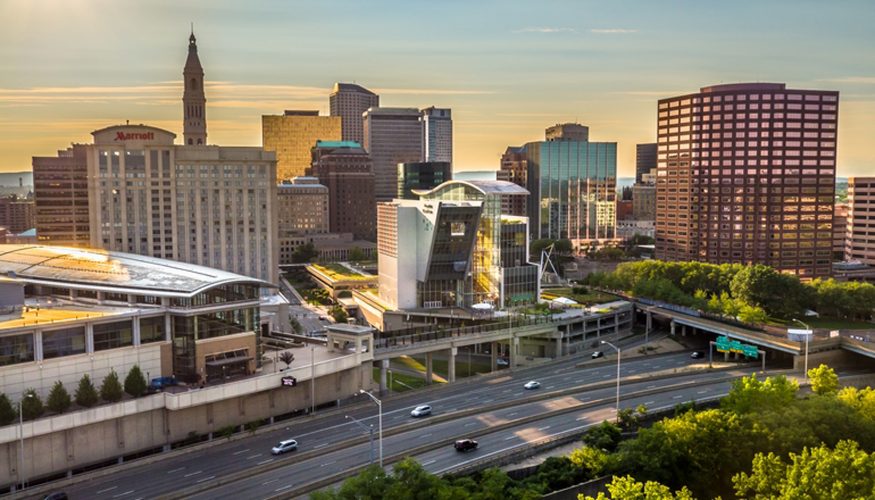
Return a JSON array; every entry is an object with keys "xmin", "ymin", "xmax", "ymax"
[
  {"xmin": 601, "ymin": 340, "xmax": 621, "ymax": 422},
  {"xmin": 359, "ymin": 389, "xmax": 383, "ymax": 467},
  {"xmin": 18, "ymin": 392, "xmax": 34, "ymax": 492},
  {"xmin": 310, "ymin": 344, "xmax": 316, "ymax": 414},
  {"xmin": 345, "ymin": 415, "xmax": 375, "ymax": 464},
  {"xmin": 792, "ymin": 318, "xmax": 812, "ymax": 380}
]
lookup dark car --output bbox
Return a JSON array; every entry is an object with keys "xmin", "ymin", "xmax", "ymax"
[
  {"xmin": 148, "ymin": 376, "xmax": 178, "ymax": 392},
  {"xmin": 454, "ymin": 439, "xmax": 479, "ymax": 452}
]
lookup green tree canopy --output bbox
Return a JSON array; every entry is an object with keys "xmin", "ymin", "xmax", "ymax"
[
  {"xmin": 721, "ymin": 373, "xmax": 798, "ymax": 414},
  {"xmin": 808, "ymin": 364, "xmax": 839, "ymax": 395},
  {"xmin": 0, "ymin": 394, "xmax": 16, "ymax": 426},
  {"xmin": 100, "ymin": 370, "xmax": 124, "ymax": 403},
  {"xmin": 46, "ymin": 381, "xmax": 72, "ymax": 413},
  {"xmin": 75, "ymin": 374, "xmax": 99, "ymax": 408},
  {"xmin": 579, "ymin": 475, "xmax": 694, "ymax": 500},
  {"xmin": 20, "ymin": 388, "xmax": 44, "ymax": 421},
  {"xmin": 124, "ymin": 365, "xmax": 148, "ymax": 398}
]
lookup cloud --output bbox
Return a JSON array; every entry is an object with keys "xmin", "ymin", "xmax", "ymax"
[
  {"xmin": 590, "ymin": 28, "xmax": 638, "ymax": 34},
  {"xmin": 514, "ymin": 27, "xmax": 575, "ymax": 34},
  {"xmin": 376, "ymin": 87, "xmax": 494, "ymax": 96},
  {"xmin": 817, "ymin": 76, "xmax": 875, "ymax": 85}
]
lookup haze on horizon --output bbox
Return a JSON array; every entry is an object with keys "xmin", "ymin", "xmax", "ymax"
[{"xmin": 1, "ymin": 0, "xmax": 873, "ymax": 177}]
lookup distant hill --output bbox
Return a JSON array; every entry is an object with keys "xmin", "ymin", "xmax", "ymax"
[{"xmin": 0, "ymin": 172, "xmax": 32, "ymax": 187}]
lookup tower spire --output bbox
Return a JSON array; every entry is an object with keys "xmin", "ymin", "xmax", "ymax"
[{"xmin": 182, "ymin": 27, "xmax": 206, "ymax": 145}]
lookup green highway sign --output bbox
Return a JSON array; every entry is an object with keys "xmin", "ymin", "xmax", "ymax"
[{"xmin": 715, "ymin": 336, "xmax": 759, "ymax": 359}]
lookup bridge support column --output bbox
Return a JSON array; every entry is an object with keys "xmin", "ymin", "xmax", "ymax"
[
  {"xmin": 670, "ymin": 320, "xmax": 676, "ymax": 336},
  {"xmin": 490, "ymin": 342, "xmax": 498, "ymax": 371},
  {"xmin": 425, "ymin": 352, "xmax": 433, "ymax": 385},
  {"xmin": 510, "ymin": 337, "xmax": 519, "ymax": 369},
  {"xmin": 646, "ymin": 310, "xmax": 652, "ymax": 333},
  {"xmin": 448, "ymin": 347, "xmax": 457, "ymax": 383},
  {"xmin": 379, "ymin": 359, "xmax": 388, "ymax": 395},
  {"xmin": 555, "ymin": 332, "xmax": 563, "ymax": 358},
  {"xmin": 682, "ymin": 324, "xmax": 687, "ymax": 337}
]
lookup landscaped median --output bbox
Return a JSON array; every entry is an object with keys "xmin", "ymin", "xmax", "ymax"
[{"xmin": 159, "ymin": 365, "xmax": 764, "ymax": 500}]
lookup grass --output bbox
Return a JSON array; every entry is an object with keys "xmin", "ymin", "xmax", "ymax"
[
  {"xmin": 409, "ymin": 355, "xmax": 493, "ymax": 379},
  {"xmin": 371, "ymin": 368, "xmax": 428, "ymax": 392},
  {"xmin": 309, "ymin": 263, "xmax": 374, "ymax": 281},
  {"xmin": 541, "ymin": 287, "xmax": 617, "ymax": 306}
]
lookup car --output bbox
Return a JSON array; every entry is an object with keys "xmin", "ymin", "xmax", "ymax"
[
  {"xmin": 523, "ymin": 380, "xmax": 541, "ymax": 390},
  {"xmin": 43, "ymin": 493, "xmax": 68, "ymax": 500},
  {"xmin": 454, "ymin": 438, "xmax": 479, "ymax": 452},
  {"xmin": 411, "ymin": 404, "xmax": 432, "ymax": 417},
  {"xmin": 691, "ymin": 351, "xmax": 705, "ymax": 359},
  {"xmin": 271, "ymin": 439, "xmax": 298, "ymax": 455},
  {"xmin": 496, "ymin": 358, "xmax": 509, "ymax": 366},
  {"xmin": 591, "ymin": 351, "xmax": 604, "ymax": 359},
  {"xmin": 319, "ymin": 316, "xmax": 327, "ymax": 321}
]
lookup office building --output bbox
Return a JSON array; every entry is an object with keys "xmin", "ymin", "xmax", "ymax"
[
  {"xmin": 834, "ymin": 202, "xmax": 848, "ymax": 259},
  {"xmin": 504, "ymin": 124, "xmax": 617, "ymax": 244},
  {"xmin": 497, "ymin": 147, "xmax": 529, "ymax": 217},
  {"xmin": 420, "ymin": 107, "xmax": 452, "ymax": 164},
  {"xmin": 32, "ymin": 145, "xmax": 90, "ymax": 246},
  {"xmin": 397, "ymin": 161, "xmax": 451, "ymax": 199},
  {"xmin": 655, "ymin": 83, "xmax": 838, "ymax": 278},
  {"xmin": 183, "ymin": 30, "xmax": 207, "ymax": 146},
  {"xmin": 311, "ymin": 141, "xmax": 376, "ymax": 241},
  {"xmin": 278, "ymin": 177, "xmax": 329, "ymax": 235},
  {"xmin": 377, "ymin": 180, "xmax": 538, "ymax": 310},
  {"xmin": 846, "ymin": 177, "xmax": 875, "ymax": 265},
  {"xmin": 363, "ymin": 107, "xmax": 423, "ymax": 201},
  {"xmin": 330, "ymin": 83, "xmax": 379, "ymax": 145},
  {"xmin": 636, "ymin": 143, "xmax": 657, "ymax": 183},
  {"xmin": 632, "ymin": 169, "xmax": 657, "ymax": 220},
  {"xmin": 0, "ymin": 195, "xmax": 34, "ymax": 234},
  {"xmin": 262, "ymin": 110, "xmax": 342, "ymax": 181},
  {"xmin": 617, "ymin": 200, "xmax": 633, "ymax": 221}
]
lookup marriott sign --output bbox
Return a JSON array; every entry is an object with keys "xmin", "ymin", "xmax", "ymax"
[{"xmin": 114, "ymin": 131, "xmax": 155, "ymax": 141}]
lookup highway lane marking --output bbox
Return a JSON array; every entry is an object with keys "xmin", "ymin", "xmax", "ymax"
[
  {"xmin": 257, "ymin": 458, "xmax": 274, "ymax": 465},
  {"xmin": 576, "ymin": 416, "xmax": 587, "ymax": 421},
  {"xmin": 697, "ymin": 390, "xmax": 709, "ymax": 394},
  {"xmin": 422, "ymin": 459, "xmax": 437, "ymax": 466},
  {"xmin": 183, "ymin": 470, "xmax": 202, "ymax": 477},
  {"xmin": 232, "ymin": 448, "xmax": 250, "ymax": 455},
  {"xmin": 419, "ymin": 433, "xmax": 432, "ymax": 439},
  {"xmin": 275, "ymin": 484, "xmax": 295, "ymax": 492},
  {"xmin": 166, "ymin": 467, "xmax": 185, "ymax": 474},
  {"xmin": 504, "ymin": 435, "xmax": 516, "ymax": 440},
  {"xmin": 263, "ymin": 479, "xmax": 278, "ymax": 486},
  {"xmin": 246, "ymin": 453, "xmax": 262, "ymax": 459},
  {"xmin": 644, "ymin": 401, "xmax": 655, "ymax": 405},
  {"xmin": 314, "ymin": 442, "xmax": 329, "ymax": 449},
  {"xmin": 97, "ymin": 486, "xmax": 117, "ymax": 494},
  {"xmin": 508, "ymin": 412, "xmax": 518, "ymax": 417},
  {"xmin": 482, "ymin": 399, "xmax": 493, "ymax": 403},
  {"xmin": 196, "ymin": 475, "xmax": 215, "ymax": 484},
  {"xmin": 673, "ymin": 395, "xmax": 683, "ymax": 399},
  {"xmin": 602, "ymin": 375, "xmax": 610, "ymax": 379},
  {"xmin": 647, "ymin": 385, "xmax": 657, "ymax": 389},
  {"xmin": 464, "ymin": 422, "xmax": 477, "ymax": 427},
  {"xmin": 321, "ymin": 460, "xmax": 337, "ymax": 467},
  {"xmin": 502, "ymin": 389, "xmax": 512, "ymax": 393},
  {"xmin": 113, "ymin": 490, "xmax": 134, "ymax": 498},
  {"xmin": 537, "ymin": 425, "xmax": 551, "ymax": 431},
  {"xmin": 514, "ymin": 392, "xmax": 524, "ymax": 396}
]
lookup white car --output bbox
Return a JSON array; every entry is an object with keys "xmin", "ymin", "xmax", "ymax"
[
  {"xmin": 523, "ymin": 380, "xmax": 541, "ymax": 390},
  {"xmin": 496, "ymin": 358, "xmax": 509, "ymax": 366},
  {"xmin": 271, "ymin": 439, "xmax": 298, "ymax": 455},
  {"xmin": 411, "ymin": 404, "xmax": 432, "ymax": 417}
]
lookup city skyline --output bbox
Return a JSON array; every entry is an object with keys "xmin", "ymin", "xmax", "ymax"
[{"xmin": 1, "ymin": 0, "xmax": 874, "ymax": 176}]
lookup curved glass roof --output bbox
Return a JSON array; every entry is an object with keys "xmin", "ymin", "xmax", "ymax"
[
  {"xmin": 0, "ymin": 245, "xmax": 265, "ymax": 298},
  {"xmin": 412, "ymin": 179, "xmax": 529, "ymax": 197}
]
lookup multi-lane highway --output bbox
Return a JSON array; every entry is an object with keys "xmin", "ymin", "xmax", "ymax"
[{"xmin": 56, "ymin": 342, "xmax": 751, "ymax": 500}]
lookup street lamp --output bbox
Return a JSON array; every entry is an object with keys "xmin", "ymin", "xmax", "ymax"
[
  {"xmin": 792, "ymin": 318, "xmax": 812, "ymax": 381},
  {"xmin": 359, "ymin": 389, "xmax": 383, "ymax": 467},
  {"xmin": 310, "ymin": 344, "xmax": 316, "ymax": 414},
  {"xmin": 345, "ymin": 415, "xmax": 375, "ymax": 464},
  {"xmin": 18, "ymin": 392, "xmax": 34, "ymax": 492},
  {"xmin": 600, "ymin": 340, "xmax": 621, "ymax": 422}
]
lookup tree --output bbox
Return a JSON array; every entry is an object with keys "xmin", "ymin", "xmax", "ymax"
[
  {"xmin": 46, "ymin": 381, "xmax": 72, "ymax": 414},
  {"xmin": 729, "ymin": 264, "xmax": 809, "ymax": 318},
  {"xmin": 329, "ymin": 305, "xmax": 348, "ymax": 323},
  {"xmin": 580, "ymin": 475, "xmax": 694, "ymax": 500},
  {"xmin": 289, "ymin": 317, "xmax": 303, "ymax": 334},
  {"xmin": 75, "ymin": 374, "xmax": 99, "ymax": 408},
  {"xmin": 279, "ymin": 351, "xmax": 295, "ymax": 370},
  {"xmin": 0, "ymin": 394, "xmax": 16, "ymax": 426},
  {"xmin": 291, "ymin": 242, "xmax": 318, "ymax": 263},
  {"xmin": 733, "ymin": 440, "xmax": 875, "ymax": 499},
  {"xmin": 20, "ymin": 388, "xmax": 44, "ymax": 420},
  {"xmin": 721, "ymin": 373, "xmax": 798, "ymax": 415},
  {"xmin": 582, "ymin": 420, "xmax": 622, "ymax": 451},
  {"xmin": 348, "ymin": 246, "xmax": 367, "ymax": 264},
  {"xmin": 808, "ymin": 364, "xmax": 839, "ymax": 395},
  {"xmin": 568, "ymin": 446, "xmax": 610, "ymax": 477},
  {"xmin": 124, "ymin": 365, "xmax": 148, "ymax": 398},
  {"xmin": 100, "ymin": 370, "xmax": 123, "ymax": 403}
]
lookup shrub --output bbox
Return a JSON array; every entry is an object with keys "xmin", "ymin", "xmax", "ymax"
[
  {"xmin": 0, "ymin": 394, "xmax": 16, "ymax": 426},
  {"xmin": 20, "ymin": 388, "xmax": 44, "ymax": 420},
  {"xmin": 100, "ymin": 370, "xmax": 124, "ymax": 403},
  {"xmin": 47, "ymin": 381, "xmax": 72, "ymax": 414},
  {"xmin": 124, "ymin": 365, "xmax": 148, "ymax": 398},
  {"xmin": 75, "ymin": 374, "xmax": 99, "ymax": 407}
]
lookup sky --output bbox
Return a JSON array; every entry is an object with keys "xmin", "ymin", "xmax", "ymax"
[{"xmin": 1, "ymin": 0, "xmax": 874, "ymax": 177}]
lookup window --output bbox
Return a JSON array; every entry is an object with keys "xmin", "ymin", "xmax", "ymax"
[
  {"xmin": 0, "ymin": 334, "xmax": 34, "ymax": 366},
  {"xmin": 43, "ymin": 327, "xmax": 86, "ymax": 359},
  {"xmin": 93, "ymin": 321, "xmax": 134, "ymax": 351}
]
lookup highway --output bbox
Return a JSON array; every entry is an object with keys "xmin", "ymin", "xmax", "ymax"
[{"xmin": 58, "ymin": 341, "xmax": 743, "ymax": 499}]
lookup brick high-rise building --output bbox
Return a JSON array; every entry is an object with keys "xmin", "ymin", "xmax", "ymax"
[
  {"xmin": 846, "ymin": 178, "xmax": 875, "ymax": 265},
  {"xmin": 655, "ymin": 83, "xmax": 839, "ymax": 279},
  {"xmin": 330, "ymin": 83, "xmax": 379, "ymax": 145},
  {"xmin": 311, "ymin": 141, "xmax": 376, "ymax": 241},
  {"xmin": 0, "ymin": 195, "xmax": 34, "ymax": 234},
  {"xmin": 32, "ymin": 145, "xmax": 90, "ymax": 246}
]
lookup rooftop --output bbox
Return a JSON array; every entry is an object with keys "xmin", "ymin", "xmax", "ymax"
[
  {"xmin": 0, "ymin": 298, "xmax": 136, "ymax": 331},
  {"xmin": 315, "ymin": 140, "xmax": 362, "ymax": 149},
  {"xmin": 413, "ymin": 179, "xmax": 529, "ymax": 197},
  {"xmin": 331, "ymin": 83, "xmax": 377, "ymax": 96},
  {"xmin": 0, "ymin": 244, "xmax": 266, "ymax": 298}
]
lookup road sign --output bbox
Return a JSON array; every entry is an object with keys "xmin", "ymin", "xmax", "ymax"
[
  {"xmin": 787, "ymin": 329, "xmax": 813, "ymax": 342},
  {"xmin": 281, "ymin": 376, "xmax": 297, "ymax": 387},
  {"xmin": 715, "ymin": 336, "xmax": 758, "ymax": 358}
]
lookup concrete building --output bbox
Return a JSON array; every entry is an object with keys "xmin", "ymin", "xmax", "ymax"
[
  {"xmin": 397, "ymin": 161, "xmax": 452, "ymax": 199},
  {"xmin": 329, "ymin": 83, "xmax": 379, "ymax": 145},
  {"xmin": 85, "ymin": 124, "xmax": 279, "ymax": 284},
  {"xmin": 0, "ymin": 195, "xmax": 34, "ymax": 234},
  {"xmin": 504, "ymin": 124, "xmax": 617, "ymax": 246},
  {"xmin": 377, "ymin": 180, "xmax": 538, "ymax": 311},
  {"xmin": 834, "ymin": 202, "xmax": 848, "ymax": 259},
  {"xmin": 636, "ymin": 143, "xmax": 657, "ymax": 183},
  {"xmin": 32, "ymin": 145, "xmax": 90, "ymax": 246},
  {"xmin": 278, "ymin": 177, "xmax": 329, "ymax": 236},
  {"xmin": 363, "ymin": 107, "xmax": 423, "ymax": 201},
  {"xmin": 279, "ymin": 232, "xmax": 376, "ymax": 264},
  {"xmin": 420, "ymin": 107, "xmax": 452, "ymax": 164},
  {"xmin": 262, "ymin": 110, "xmax": 342, "ymax": 181},
  {"xmin": 846, "ymin": 177, "xmax": 875, "ymax": 265},
  {"xmin": 182, "ymin": 30, "xmax": 207, "ymax": 146},
  {"xmin": 632, "ymin": 170, "xmax": 657, "ymax": 220},
  {"xmin": 497, "ymin": 146, "xmax": 529, "ymax": 217},
  {"xmin": 311, "ymin": 141, "xmax": 376, "ymax": 241},
  {"xmin": 655, "ymin": 83, "xmax": 839, "ymax": 279}
]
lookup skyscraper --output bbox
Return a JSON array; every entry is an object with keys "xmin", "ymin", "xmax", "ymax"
[
  {"xmin": 397, "ymin": 161, "xmax": 451, "ymax": 199},
  {"xmin": 182, "ymin": 30, "xmax": 207, "ymax": 146},
  {"xmin": 504, "ymin": 124, "xmax": 617, "ymax": 244},
  {"xmin": 420, "ymin": 107, "xmax": 452, "ymax": 164},
  {"xmin": 546, "ymin": 123, "xmax": 589, "ymax": 142},
  {"xmin": 363, "ymin": 107, "xmax": 423, "ymax": 201},
  {"xmin": 32, "ymin": 145, "xmax": 90, "ymax": 245},
  {"xmin": 845, "ymin": 178, "xmax": 875, "ymax": 265},
  {"xmin": 311, "ymin": 141, "xmax": 376, "ymax": 241},
  {"xmin": 635, "ymin": 143, "xmax": 657, "ymax": 183},
  {"xmin": 497, "ymin": 147, "xmax": 529, "ymax": 217},
  {"xmin": 329, "ymin": 83, "xmax": 379, "ymax": 144},
  {"xmin": 655, "ymin": 83, "xmax": 839, "ymax": 279},
  {"xmin": 262, "ymin": 110, "xmax": 342, "ymax": 181}
]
